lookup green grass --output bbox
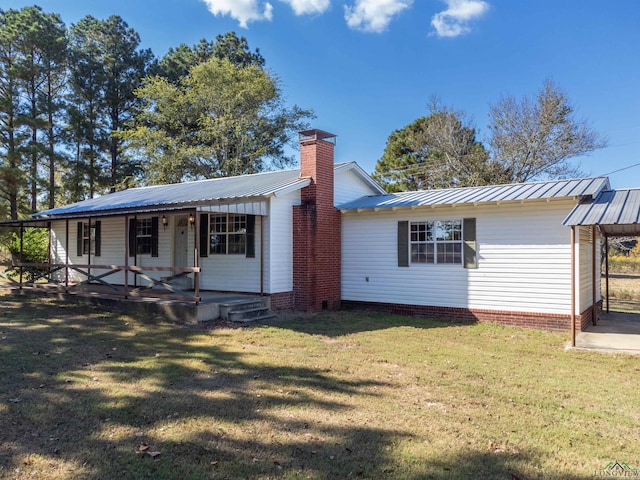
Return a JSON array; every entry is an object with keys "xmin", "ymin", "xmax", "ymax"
[{"xmin": 0, "ymin": 291, "xmax": 639, "ymax": 480}]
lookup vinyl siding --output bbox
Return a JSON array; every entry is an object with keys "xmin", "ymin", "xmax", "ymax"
[
  {"xmin": 341, "ymin": 199, "xmax": 578, "ymax": 315},
  {"xmin": 334, "ymin": 168, "xmax": 379, "ymax": 206},
  {"xmin": 577, "ymin": 225, "xmax": 601, "ymax": 313},
  {"xmin": 266, "ymin": 191, "xmax": 299, "ymax": 293}
]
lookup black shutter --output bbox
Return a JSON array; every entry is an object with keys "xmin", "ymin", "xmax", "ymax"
[
  {"xmin": 199, "ymin": 213, "xmax": 209, "ymax": 257},
  {"xmin": 94, "ymin": 221, "xmax": 101, "ymax": 257},
  {"xmin": 246, "ymin": 215, "xmax": 255, "ymax": 258},
  {"xmin": 398, "ymin": 221, "xmax": 409, "ymax": 267},
  {"xmin": 151, "ymin": 216, "xmax": 159, "ymax": 257},
  {"xmin": 128, "ymin": 218, "xmax": 136, "ymax": 257},
  {"xmin": 77, "ymin": 222, "xmax": 83, "ymax": 256},
  {"xmin": 463, "ymin": 218, "xmax": 477, "ymax": 269}
]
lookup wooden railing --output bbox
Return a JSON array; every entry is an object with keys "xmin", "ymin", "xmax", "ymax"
[{"xmin": 5, "ymin": 263, "xmax": 202, "ymax": 304}]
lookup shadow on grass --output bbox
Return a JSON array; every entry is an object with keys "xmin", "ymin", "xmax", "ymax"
[
  {"xmin": 0, "ymin": 296, "xmax": 399, "ymax": 478},
  {"xmin": 266, "ymin": 309, "xmax": 473, "ymax": 338},
  {"xmin": 0, "ymin": 296, "xmax": 583, "ymax": 479}
]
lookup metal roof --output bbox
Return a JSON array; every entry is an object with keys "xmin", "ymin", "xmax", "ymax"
[
  {"xmin": 338, "ymin": 177, "xmax": 610, "ymax": 211},
  {"xmin": 35, "ymin": 168, "xmax": 311, "ymax": 219},
  {"xmin": 31, "ymin": 162, "xmax": 384, "ymax": 220},
  {"xmin": 563, "ymin": 188, "xmax": 640, "ymax": 236}
]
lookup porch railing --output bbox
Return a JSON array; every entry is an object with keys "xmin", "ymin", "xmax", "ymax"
[{"xmin": 4, "ymin": 262, "xmax": 202, "ymax": 304}]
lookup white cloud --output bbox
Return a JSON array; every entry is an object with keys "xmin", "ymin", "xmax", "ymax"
[
  {"xmin": 431, "ymin": 0, "xmax": 489, "ymax": 37},
  {"xmin": 201, "ymin": 0, "xmax": 274, "ymax": 28},
  {"xmin": 280, "ymin": 0, "xmax": 331, "ymax": 16},
  {"xmin": 344, "ymin": 0, "xmax": 413, "ymax": 33}
]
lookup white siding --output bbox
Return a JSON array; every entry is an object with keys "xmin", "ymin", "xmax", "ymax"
[
  {"xmin": 265, "ymin": 191, "xmax": 299, "ymax": 293},
  {"xmin": 50, "ymin": 215, "xmax": 183, "ymax": 286},
  {"xmin": 576, "ymin": 226, "xmax": 601, "ymax": 314},
  {"xmin": 199, "ymin": 215, "xmax": 261, "ymax": 293},
  {"xmin": 334, "ymin": 168, "xmax": 378, "ymax": 206},
  {"xmin": 341, "ymin": 199, "xmax": 578, "ymax": 315}
]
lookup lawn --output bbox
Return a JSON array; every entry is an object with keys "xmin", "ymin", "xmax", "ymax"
[{"xmin": 0, "ymin": 290, "xmax": 638, "ymax": 480}]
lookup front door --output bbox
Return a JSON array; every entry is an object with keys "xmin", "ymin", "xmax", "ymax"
[{"xmin": 173, "ymin": 216, "xmax": 191, "ymax": 290}]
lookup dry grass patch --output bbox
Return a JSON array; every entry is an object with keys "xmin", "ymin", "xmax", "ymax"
[{"xmin": 0, "ymin": 291, "xmax": 638, "ymax": 479}]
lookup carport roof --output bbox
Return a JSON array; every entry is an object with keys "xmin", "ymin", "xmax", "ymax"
[{"xmin": 563, "ymin": 188, "xmax": 640, "ymax": 236}]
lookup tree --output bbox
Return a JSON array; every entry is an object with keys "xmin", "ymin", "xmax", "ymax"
[
  {"xmin": 373, "ymin": 101, "xmax": 503, "ymax": 192},
  {"xmin": 0, "ymin": 8, "xmax": 29, "ymax": 220},
  {"xmin": 156, "ymin": 32, "xmax": 265, "ymax": 85},
  {"xmin": 100, "ymin": 16, "xmax": 153, "ymax": 192},
  {"xmin": 488, "ymin": 79, "xmax": 607, "ymax": 182},
  {"xmin": 67, "ymin": 15, "xmax": 153, "ymax": 197},
  {"xmin": 120, "ymin": 58, "xmax": 312, "ymax": 184},
  {"xmin": 67, "ymin": 15, "xmax": 109, "ymax": 199}
]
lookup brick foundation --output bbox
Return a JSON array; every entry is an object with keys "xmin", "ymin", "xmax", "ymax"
[
  {"xmin": 269, "ymin": 291, "xmax": 294, "ymax": 311},
  {"xmin": 341, "ymin": 300, "xmax": 598, "ymax": 332}
]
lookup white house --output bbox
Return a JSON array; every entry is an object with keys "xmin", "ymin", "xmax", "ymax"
[{"xmin": 6, "ymin": 128, "xmax": 635, "ymax": 339}]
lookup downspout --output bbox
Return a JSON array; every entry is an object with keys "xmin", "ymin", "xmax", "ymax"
[
  {"xmin": 591, "ymin": 225, "xmax": 597, "ymax": 326},
  {"xmin": 570, "ymin": 225, "xmax": 576, "ymax": 347},
  {"xmin": 605, "ymin": 235, "xmax": 610, "ymax": 313}
]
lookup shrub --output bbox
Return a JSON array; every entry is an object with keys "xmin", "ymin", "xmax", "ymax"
[{"xmin": 6, "ymin": 228, "xmax": 49, "ymax": 281}]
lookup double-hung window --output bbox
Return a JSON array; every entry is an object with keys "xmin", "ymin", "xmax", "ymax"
[
  {"xmin": 77, "ymin": 221, "xmax": 101, "ymax": 257},
  {"xmin": 209, "ymin": 214, "xmax": 247, "ymax": 255},
  {"xmin": 410, "ymin": 220, "xmax": 462, "ymax": 265},
  {"xmin": 135, "ymin": 218, "xmax": 153, "ymax": 255}
]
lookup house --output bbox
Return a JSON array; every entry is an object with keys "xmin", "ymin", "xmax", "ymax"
[
  {"xmin": 20, "ymin": 130, "xmax": 384, "ymax": 314},
  {"xmin": 4, "ymin": 128, "xmax": 637, "ymax": 342}
]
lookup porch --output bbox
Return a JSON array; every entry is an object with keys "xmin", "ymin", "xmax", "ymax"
[{"xmin": 3, "ymin": 281, "xmax": 275, "ymax": 324}]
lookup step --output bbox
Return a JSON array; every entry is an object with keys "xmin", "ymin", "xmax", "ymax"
[
  {"xmin": 232, "ymin": 313, "xmax": 278, "ymax": 323},
  {"xmin": 219, "ymin": 299, "xmax": 265, "ymax": 320},
  {"xmin": 228, "ymin": 306, "xmax": 270, "ymax": 322}
]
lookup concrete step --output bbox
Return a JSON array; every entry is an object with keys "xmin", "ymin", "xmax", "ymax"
[
  {"xmin": 232, "ymin": 312, "xmax": 278, "ymax": 323},
  {"xmin": 228, "ymin": 306, "xmax": 270, "ymax": 322},
  {"xmin": 219, "ymin": 299, "xmax": 265, "ymax": 320}
]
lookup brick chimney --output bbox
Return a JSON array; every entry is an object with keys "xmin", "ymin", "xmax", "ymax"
[{"xmin": 293, "ymin": 130, "xmax": 341, "ymax": 312}]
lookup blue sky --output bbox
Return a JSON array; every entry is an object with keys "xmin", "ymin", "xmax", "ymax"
[{"xmin": 5, "ymin": 0, "xmax": 640, "ymax": 188}]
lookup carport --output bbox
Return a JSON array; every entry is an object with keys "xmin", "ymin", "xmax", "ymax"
[{"xmin": 564, "ymin": 188, "xmax": 640, "ymax": 353}]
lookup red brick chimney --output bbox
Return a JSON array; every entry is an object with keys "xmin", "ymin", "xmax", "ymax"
[{"xmin": 293, "ymin": 130, "xmax": 341, "ymax": 311}]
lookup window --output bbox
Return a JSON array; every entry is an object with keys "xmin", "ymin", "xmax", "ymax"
[
  {"xmin": 136, "ymin": 218, "xmax": 153, "ymax": 255},
  {"xmin": 77, "ymin": 221, "xmax": 101, "ymax": 257},
  {"xmin": 410, "ymin": 220, "xmax": 462, "ymax": 265},
  {"xmin": 209, "ymin": 214, "xmax": 247, "ymax": 255},
  {"xmin": 82, "ymin": 223, "xmax": 95, "ymax": 255}
]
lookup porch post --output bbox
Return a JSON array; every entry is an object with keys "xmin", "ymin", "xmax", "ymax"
[
  {"xmin": 570, "ymin": 225, "xmax": 576, "ymax": 347},
  {"xmin": 124, "ymin": 215, "xmax": 129, "ymax": 299},
  {"xmin": 260, "ymin": 215, "xmax": 264, "ymax": 296},
  {"xmin": 591, "ymin": 224, "xmax": 597, "ymax": 326},
  {"xmin": 193, "ymin": 209, "xmax": 200, "ymax": 304},
  {"xmin": 19, "ymin": 222, "xmax": 24, "ymax": 290},
  {"xmin": 605, "ymin": 235, "xmax": 609, "ymax": 313},
  {"xmin": 87, "ymin": 218, "xmax": 92, "ymax": 284},
  {"xmin": 65, "ymin": 219, "xmax": 69, "ymax": 290},
  {"xmin": 47, "ymin": 221, "xmax": 52, "ymax": 282}
]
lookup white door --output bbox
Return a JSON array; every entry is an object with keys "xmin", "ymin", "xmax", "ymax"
[{"xmin": 173, "ymin": 216, "xmax": 191, "ymax": 289}]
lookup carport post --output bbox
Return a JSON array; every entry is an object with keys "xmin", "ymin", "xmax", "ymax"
[
  {"xmin": 592, "ymin": 224, "xmax": 597, "ymax": 326},
  {"xmin": 571, "ymin": 225, "xmax": 576, "ymax": 347},
  {"xmin": 605, "ymin": 235, "xmax": 610, "ymax": 313}
]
